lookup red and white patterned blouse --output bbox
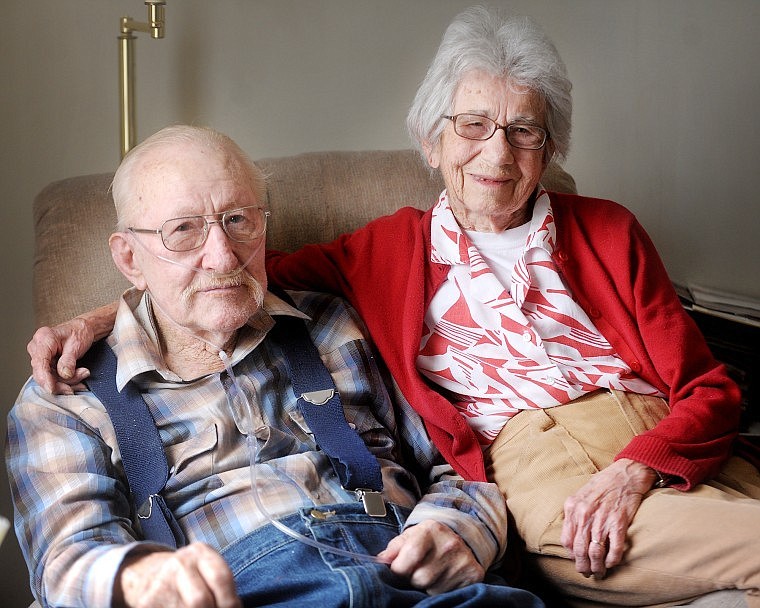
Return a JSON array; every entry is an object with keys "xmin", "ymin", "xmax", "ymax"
[{"xmin": 418, "ymin": 189, "xmax": 663, "ymax": 445}]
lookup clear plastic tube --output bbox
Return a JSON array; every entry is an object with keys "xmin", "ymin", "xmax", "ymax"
[
  {"xmin": 218, "ymin": 351, "xmax": 388, "ymax": 564},
  {"xmin": 129, "ymin": 229, "xmax": 263, "ymax": 283},
  {"xmin": 134, "ymin": 236, "xmax": 388, "ymax": 563}
]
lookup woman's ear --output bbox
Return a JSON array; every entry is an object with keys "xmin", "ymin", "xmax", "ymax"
[
  {"xmin": 543, "ymin": 140, "xmax": 557, "ymax": 168},
  {"xmin": 109, "ymin": 233, "xmax": 147, "ymax": 290}
]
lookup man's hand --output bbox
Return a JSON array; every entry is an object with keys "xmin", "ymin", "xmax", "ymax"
[
  {"xmin": 377, "ymin": 520, "xmax": 485, "ymax": 595},
  {"xmin": 560, "ymin": 458, "xmax": 656, "ymax": 578},
  {"xmin": 114, "ymin": 544, "xmax": 242, "ymax": 608},
  {"xmin": 27, "ymin": 302, "xmax": 118, "ymax": 394}
]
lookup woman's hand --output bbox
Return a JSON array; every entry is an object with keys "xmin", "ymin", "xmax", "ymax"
[
  {"xmin": 27, "ymin": 302, "xmax": 118, "ymax": 394},
  {"xmin": 560, "ymin": 458, "xmax": 656, "ymax": 578},
  {"xmin": 28, "ymin": 319, "xmax": 93, "ymax": 394}
]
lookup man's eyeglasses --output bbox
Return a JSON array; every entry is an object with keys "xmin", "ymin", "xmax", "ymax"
[
  {"xmin": 442, "ymin": 114, "xmax": 549, "ymax": 150},
  {"xmin": 129, "ymin": 206, "xmax": 270, "ymax": 252}
]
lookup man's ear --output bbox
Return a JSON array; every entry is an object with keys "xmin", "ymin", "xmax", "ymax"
[
  {"xmin": 422, "ymin": 139, "xmax": 440, "ymax": 170},
  {"xmin": 109, "ymin": 233, "xmax": 147, "ymax": 290}
]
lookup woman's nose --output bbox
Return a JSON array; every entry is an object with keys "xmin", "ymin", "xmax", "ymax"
[{"xmin": 482, "ymin": 129, "xmax": 516, "ymax": 164}]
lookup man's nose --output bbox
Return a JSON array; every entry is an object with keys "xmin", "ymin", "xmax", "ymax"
[{"xmin": 202, "ymin": 223, "xmax": 240, "ymax": 271}]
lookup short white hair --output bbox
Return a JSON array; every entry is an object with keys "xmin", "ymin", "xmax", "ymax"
[
  {"xmin": 407, "ymin": 6, "xmax": 572, "ymax": 161},
  {"xmin": 111, "ymin": 125, "xmax": 267, "ymax": 230}
]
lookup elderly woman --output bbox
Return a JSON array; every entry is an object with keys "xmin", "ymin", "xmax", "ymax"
[{"xmin": 28, "ymin": 6, "xmax": 760, "ymax": 607}]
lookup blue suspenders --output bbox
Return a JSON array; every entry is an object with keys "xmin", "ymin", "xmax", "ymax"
[
  {"xmin": 82, "ymin": 295, "xmax": 384, "ymax": 547},
  {"xmin": 82, "ymin": 340, "xmax": 186, "ymax": 548},
  {"xmin": 269, "ymin": 291, "xmax": 385, "ymax": 517}
]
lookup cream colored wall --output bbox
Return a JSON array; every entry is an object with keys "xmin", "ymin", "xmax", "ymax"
[{"xmin": 1, "ymin": 1, "xmax": 758, "ymax": 605}]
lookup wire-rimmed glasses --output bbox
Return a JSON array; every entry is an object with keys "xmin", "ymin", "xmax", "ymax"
[
  {"xmin": 129, "ymin": 206, "xmax": 270, "ymax": 252},
  {"xmin": 443, "ymin": 114, "xmax": 548, "ymax": 150}
]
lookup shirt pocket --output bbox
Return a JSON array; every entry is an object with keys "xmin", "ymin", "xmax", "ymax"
[{"xmin": 164, "ymin": 424, "xmax": 222, "ymax": 508}]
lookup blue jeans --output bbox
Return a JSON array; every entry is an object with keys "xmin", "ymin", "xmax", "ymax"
[{"xmin": 221, "ymin": 502, "xmax": 544, "ymax": 607}]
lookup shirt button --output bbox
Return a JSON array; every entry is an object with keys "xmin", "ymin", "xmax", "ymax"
[{"xmin": 522, "ymin": 331, "xmax": 532, "ymax": 342}]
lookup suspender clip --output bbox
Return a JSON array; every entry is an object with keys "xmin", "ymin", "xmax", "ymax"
[
  {"xmin": 137, "ymin": 494, "xmax": 157, "ymax": 519},
  {"xmin": 355, "ymin": 488, "xmax": 386, "ymax": 517},
  {"xmin": 301, "ymin": 389, "xmax": 335, "ymax": 406}
]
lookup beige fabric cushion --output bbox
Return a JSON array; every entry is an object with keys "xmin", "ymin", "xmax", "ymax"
[{"xmin": 32, "ymin": 149, "xmax": 576, "ymax": 327}]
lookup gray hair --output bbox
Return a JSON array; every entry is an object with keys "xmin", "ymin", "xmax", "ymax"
[
  {"xmin": 406, "ymin": 6, "xmax": 572, "ymax": 161},
  {"xmin": 112, "ymin": 125, "xmax": 268, "ymax": 230}
]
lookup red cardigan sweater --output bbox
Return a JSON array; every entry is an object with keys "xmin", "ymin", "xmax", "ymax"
[{"xmin": 266, "ymin": 192, "xmax": 741, "ymax": 487}]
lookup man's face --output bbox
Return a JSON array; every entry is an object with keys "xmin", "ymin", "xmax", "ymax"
[
  {"xmin": 425, "ymin": 70, "xmax": 550, "ymax": 231},
  {"xmin": 119, "ymin": 144, "xmax": 267, "ymax": 343}
]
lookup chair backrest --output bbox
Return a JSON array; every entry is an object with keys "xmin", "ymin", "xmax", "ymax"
[{"xmin": 32, "ymin": 149, "xmax": 576, "ymax": 327}]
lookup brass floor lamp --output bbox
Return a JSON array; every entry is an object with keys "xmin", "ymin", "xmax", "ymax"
[{"xmin": 118, "ymin": 0, "xmax": 167, "ymax": 159}]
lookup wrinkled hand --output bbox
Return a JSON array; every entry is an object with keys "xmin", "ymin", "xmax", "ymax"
[
  {"xmin": 27, "ymin": 302, "xmax": 117, "ymax": 394},
  {"xmin": 560, "ymin": 458, "xmax": 656, "ymax": 578},
  {"xmin": 28, "ymin": 319, "xmax": 93, "ymax": 395},
  {"xmin": 114, "ymin": 544, "xmax": 241, "ymax": 608},
  {"xmin": 377, "ymin": 520, "xmax": 485, "ymax": 595}
]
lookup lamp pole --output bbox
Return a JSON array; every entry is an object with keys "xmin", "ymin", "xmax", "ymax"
[{"xmin": 118, "ymin": 1, "xmax": 166, "ymax": 159}]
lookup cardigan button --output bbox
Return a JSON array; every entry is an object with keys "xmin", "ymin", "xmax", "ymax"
[{"xmin": 630, "ymin": 361, "xmax": 642, "ymax": 373}]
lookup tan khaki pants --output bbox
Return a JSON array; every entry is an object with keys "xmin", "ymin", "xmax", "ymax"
[{"xmin": 484, "ymin": 390, "xmax": 760, "ymax": 607}]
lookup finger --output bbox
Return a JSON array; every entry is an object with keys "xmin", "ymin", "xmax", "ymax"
[
  {"xmin": 573, "ymin": 546, "xmax": 592, "ymax": 576},
  {"xmin": 64, "ymin": 381, "xmax": 89, "ymax": 393},
  {"xmin": 388, "ymin": 535, "xmax": 431, "ymax": 579},
  {"xmin": 35, "ymin": 367, "xmax": 59, "ymax": 394},
  {"xmin": 175, "ymin": 563, "xmax": 217, "ymax": 608},
  {"xmin": 419, "ymin": 569, "xmax": 450, "ymax": 596},
  {"xmin": 605, "ymin": 525, "xmax": 626, "ymax": 569},
  {"xmin": 69, "ymin": 368, "xmax": 91, "ymax": 385},
  {"xmin": 561, "ymin": 493, "xmax": 587, "ymax": 553},
  {"xmin": 571, "ymin": 523, "xmax": 595, "ymax": 576},
  {"xmin": 28, "ymin": 347, "xmax": 59, "ymax": 395},
  {"xmin": 587, "ymin": 536, "xmax": 607, "ymax": 578},
  {"xmin": 39, "ymin": 369, "xmax": 88, "ymax": 396},
  {"xmin": 58, "ymin": 344, "xmax": 90, "ymax": 380},
  {"xmin": 560, "ymin": 513, "xmax": 576, "ymax": 551},
  {"xmin": 376, "ymin": 534, "xmax": 404, "ymax": 564},
  {"xmin": 407, "ymin": 558, "xmax": 449, "ymax": 594},
  {"xmin": 196, "ymin": 550, "xmax": 241, "ymax": 608},
  {"xmin": 52, "ymin": 381, "xmax": 75, "ymax": 396},
  {"xmin": 387, "ymin": 530, "xmax": 450, "ymax": 589}
]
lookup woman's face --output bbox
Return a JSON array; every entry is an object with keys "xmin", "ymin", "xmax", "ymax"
[{"xmin": 425, "ymin": 71, "xmax": 551, "ymax": 232}]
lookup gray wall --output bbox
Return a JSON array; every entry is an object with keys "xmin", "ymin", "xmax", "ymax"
[{"xmin": 1, "ymin": 1, "xmax": 758, "ymax": 605}]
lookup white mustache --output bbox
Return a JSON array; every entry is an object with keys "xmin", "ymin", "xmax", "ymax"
[
  {"xmin": 191, "ymin": 272, "xmax": 244, "ymax": 293},
  {"xmin": 182, "ymin": 269, "xmax": 260, "ymax": 300}
]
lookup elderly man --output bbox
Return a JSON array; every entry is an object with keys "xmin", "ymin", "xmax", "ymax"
[{"xmin": 6, "ymin": 126, "xmax": 543, "ymax": 608}]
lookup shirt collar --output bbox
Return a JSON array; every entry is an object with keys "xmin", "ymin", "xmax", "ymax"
[
  {"xmin": 110, "ymin": 287, "xmax": 309, "ymax": 391},
  {"xmin": 429, "ymin": 187, "xmax": 556, "ymax": 266}
]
